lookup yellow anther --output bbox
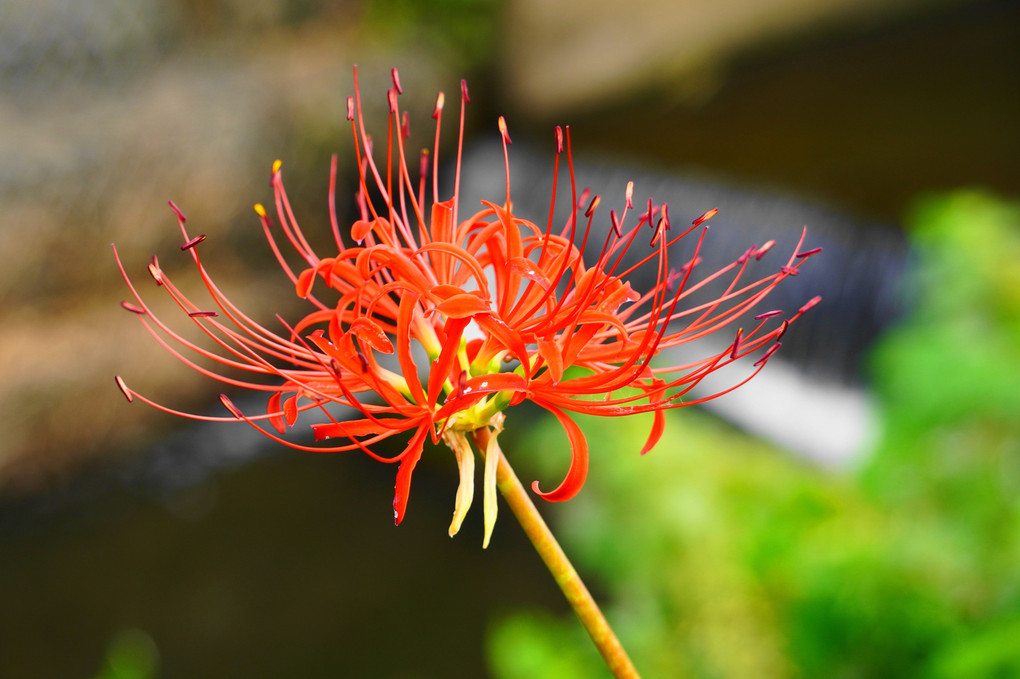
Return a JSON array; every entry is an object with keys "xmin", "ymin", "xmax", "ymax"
[
  {"xmin": 272, "ymin": 159, "xmax": 282, "ymax": 174},
  {"xmin": 253, "ymin": 203, "xmax": 267, "ymax": 218}
]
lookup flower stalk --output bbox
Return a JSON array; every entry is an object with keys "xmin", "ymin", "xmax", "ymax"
[{"xmin": 473, "ymin": 427, "xmax": 640, "ymax": 679}]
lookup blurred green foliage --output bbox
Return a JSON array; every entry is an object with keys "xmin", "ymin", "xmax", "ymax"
[
  {"xmin": 488, "ymin": 191, "xmax": 1020, "ymax": 679},
  {"xmin": 362, "ymin": 0, "xmax": 501, "ymax": 71},
  {"xmin": 92, "ymin": 630, "xmax": 158, "ymax": 679}
]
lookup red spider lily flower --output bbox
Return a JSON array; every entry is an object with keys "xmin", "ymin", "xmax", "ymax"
[{"xmin": 114, "ymin": 67, "xmax": 821, "ymax": 546}]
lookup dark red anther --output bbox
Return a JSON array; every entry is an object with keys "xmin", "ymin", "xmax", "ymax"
[
  {"xmin": 798, "ymin": 295, "xmax": 822, "ymax": 314},
  {"xmin": 737, "ymin": 245, "xmax": 756, "ymax": 265},
  {"xmin": 402, "ymin": 111, "xmax": 411, "ymax": 139},
  {"xmin": 796, "ymin": 247, "xmax": 823, "ymax": 258},
  {"xmin": 754, "ymin": 310, "xmax": 782, "ymax": 320},
  {"xmin": 219, "ymin": 394, "xmax": 243, "ymax": 419},
  {"xmin": 419, "ymin": 149, "xmax": 430, "ymax": 178},
  {"xmin": 679, "ymin": 256, "xmax": 702, "ymax": 273},
  {"xmin": 120, "ymin": 301, "xmax": 145, "ymax": 314},
  {"xmin": 585, "ymin": 195, "xmax": 601, "ymax": 219},
  {"xmin": 391, "ymin": 67, "xmax": 403, "ymax": 94},
  {"xmin": 346, "ymin": 96, "xmax": 354, "ymax": 121},
  {"xmin": 356, "ymin": 350, "xmax": 369, "ymax": 373},
  {"xmin": 114, "ymin": 376, "xmax": 133, "ymax": 402},
  {"xmin": 755, "ymin": 240, "xmax": 775, "ymax": 260},
  {"xmin": 646, "ymin": 198, "xmax": 654, "ymax": 228},
  {"xmin": 730, "ymin": 328, "xmax": 743, "ymax": 359},
  {"xmin": 457, "ymin": 370, "xmax": 468, "ymax": 397},
  {"xmin": 167, "ymin": 200, "xmax": 187, "ymax": 223},
  {"xmin": 661, "ymin": 203, "xmax": 670, "ymax": 230},
  {"xmin": 625, "ymin": 181, "xmax": 634, "ymax": 209},
  {"xmin": 776, "ymin": 319, "xmax": 790, "ymax": 340},
  {"xmin": 780, "ymin": 266, "xmax": 799, "ymax": 276},
  {"xmin": 498, "ymin": 116, "xmax": 511, "ymax": 145},
  {"xmin": 180, "ymin": 234, "xmax": 207, "ymax": 251},
  {"xmin": 330, "ymin": 358, "xmax": 342, "ymax": 380},
  {"xmin": 387, "ymin": 89, "xmax": 397, "ymax": 114},
  {"xmin": 577, "ymin": 188, "xmax": 591, "ymax": 210},
  {"xmin": 610, "ymin": 209, "xmax": 621, "ymax": 237},
  {"xmin": 554, "ymin": 126, "xmax": 564, "ymax": 153},
  {"xmin": 188, "ymin": 310, "xmax": 218, "ymax": 318},
  {"xmin": 692, "ymin": 207, "xmax": 718, "ymax": 227},
  {"xmin": 753, "ymin": 342, "xmax": 782, "ymax": 367},
  {"xmin": 148, "ymin": 257, "xmax": 164, "ymax": 286},
  {"xmin": 460, "ymin": 79, "xmax": 470, "ymax": 103},
  {"xmin": 650, "ymin": 218, "xmax": 666, "ymax": 246}
]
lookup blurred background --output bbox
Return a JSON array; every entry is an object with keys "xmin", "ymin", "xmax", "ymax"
[{"xmin": 0, "ymin": 0, "xmax": 1017, "ymax": 677}]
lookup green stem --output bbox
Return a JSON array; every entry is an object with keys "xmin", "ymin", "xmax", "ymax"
[{"xmin": 472, "ymin": 428, "xmax": 640, "ymax": 679}]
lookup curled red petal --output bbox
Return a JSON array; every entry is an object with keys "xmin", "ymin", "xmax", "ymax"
[
  {"xmin": 393, "ymin": 426, "xmax": 430, "ymax": 525},
  {"xmin": 428, "ymin": 317, "xmax": 469, "ymax": 406},
  {"xmin": 396, "ymin": 294, "xmax": 428, "ymax": 406},
  {"xmin": 640, "ymin": 409, "xmax": 665, "ymax": 456},
  {"xmin": 508, "ymin": 257, "xmax": 551, "ymax": 290},
  {"xmin": 312, "ymin": 418, "xmax": 415, "ymax": 441},
  {"xmin": 434, "ymin": 293, "xmax": 492, "ymax": 319},
  {"xmin": 530, "ymin": 401, "xmax": 589, "ymax": 503},
  {"xmin": 537, "ymin": 337, "xmax": 563, "ymax": 383},
  {"xmin": 351, "ymin": 218, "xmax": 374, "ymax": 242},
  {"xmin": 267, "ymin": 392, "xmax": 286, "ymax": 434},
  {"xmin": 295, "ymin": 258, "xmax": 332, "ymax": 299},
  {"xmin": 283, "ymin": 393, "xmax": 299, "ymax": 426},
  {"xmin": 475, "ymin": 315, "xmax": 530, "ymax": 378},
  {"xmin": 348, "ymin": 317, "xmax": 395, "ymax": 354}
]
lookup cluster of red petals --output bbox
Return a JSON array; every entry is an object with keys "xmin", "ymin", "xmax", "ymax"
[{"xmin": 114, "ymin": 67, "xmax": 821, "ymax": 526}]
